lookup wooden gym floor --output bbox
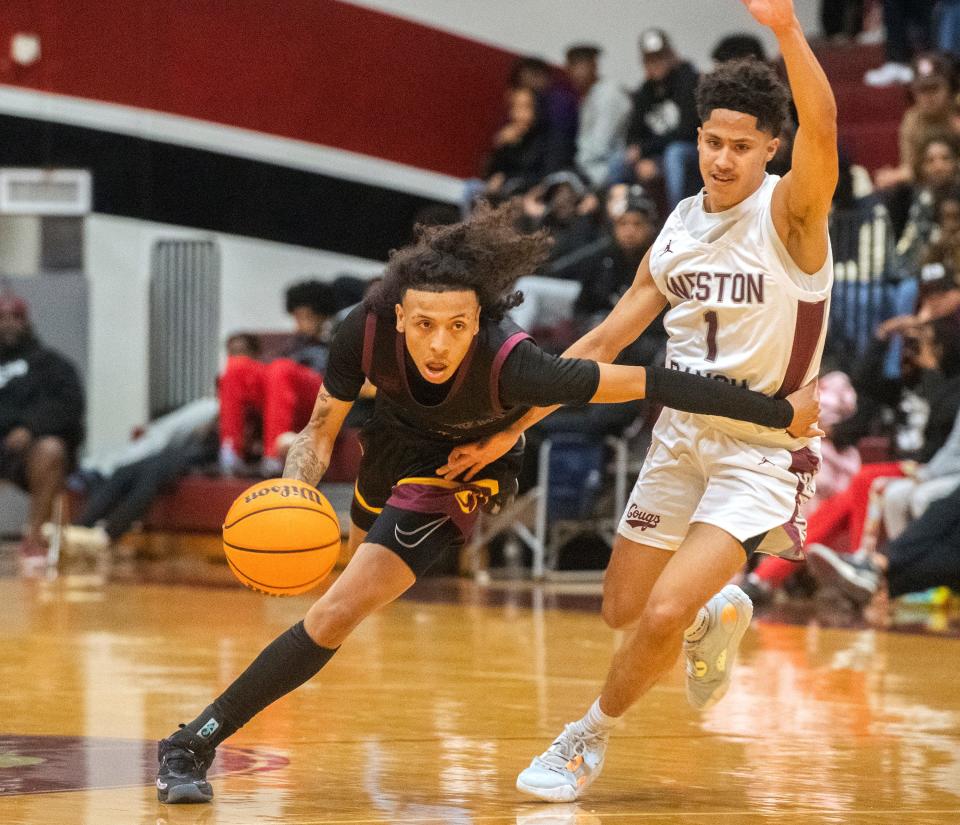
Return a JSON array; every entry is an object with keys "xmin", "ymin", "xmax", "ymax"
[{"xmin": 1, "ymin": 549, "xmax": 960, "ymax": 824}]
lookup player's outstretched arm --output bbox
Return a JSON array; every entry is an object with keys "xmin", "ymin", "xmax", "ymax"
[
  {"xmin": 439, "ymin": 362, "xmax": 823, "ymax": 483},
  {"xmin": 744, "ymin": 0, "xmax": 838, "ymax": 271},
  {"xmin": 282, "ymin": 384, "xmax": 353, "ymax": 485},
  {"xmin": 454, "ymin": 248, "xmax": 667, "ymax": 444},
  {"xmin": 592, "ymin": 365, "xmax": 822, "ymax": 437}
]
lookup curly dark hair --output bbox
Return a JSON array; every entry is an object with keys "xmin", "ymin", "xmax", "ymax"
[
  {"xmin": 364, "ymin": 202, "xmax": 551, "ymax": 320},
  {"xmin": 696, "ymin": 59, "xmax": 790, "ymax": 137},
  {"xmin": 285, "ymin": 280, "xmax": 339, "ymax": 317}
]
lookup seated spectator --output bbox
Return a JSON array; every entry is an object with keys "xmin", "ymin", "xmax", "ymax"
[
  {"xmin": 62, "ymin": 397, "xmax": 219, "ymax": 553},
  {"xmin": 840, "ymin": 303, "xmax": 960, "ymax": 453},
  {"xmin": 538, "ymin": 187, "xmax": 665, "ymax": 363},
  {"xmin": 806, "ymin": 481, "xmax": 960, "ymax": 620},
  {"xmin": 218, "ymin": 280, "xmax": 339, "ymax": 477},
  {"xmin": 826, "ymin": 156, "xmax": 898, "ymax": 361},
  {"xmin": 565, "ymin": 44, "xmax": 632, "ymax": 189},
  {"xmin": 884, "ymin": 185, "xmax": 960, "ymax": 376},
  {"xmin": 0, "ymin": 293, "xmax": 84, "ymax": 562},
  {"xmin": 745, "ymin": 312, "xmax": 960, "ymax": 604},
  {"xmin": 618, "ymin": 28, "xmax": 700, "ymax": 210},
  {"xmin": 893, "ymin": 135, "xmax": 959, "ymax": 273},
  {"xmin": 872, "ymin": 404, "xmax": 960, "ymax": 544},
  {"xmin": 510, "ymin": 55, "xmax": 579, "ymax": 173},
  {"xmin": 521, "ymin": 171, "xmax": 600, "ymax": 265},
  {"xmin": 874, "ymin": 54, "xmax": 955, "ymax": 191},
  {"xmin": 482, "ymin": 86, "xmax": 549, "ymax": 202},
  {"xmin": 814, "ymin": 312, "xmax": 960, "ymax": 526},
  {"xmin": 864, "ymin": 1, "xmax": 936, "ymax": 86},
  {"xmin": 564, "ymin": 190, "xmax": 658, "ymax": 318}
]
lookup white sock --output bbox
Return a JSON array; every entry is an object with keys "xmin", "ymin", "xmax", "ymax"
[{"xmin": 580, "ymin": 697, "xmax": 619, "ymax": 733}]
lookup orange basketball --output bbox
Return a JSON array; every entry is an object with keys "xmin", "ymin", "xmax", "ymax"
[{"xmin": 222, "ymin": 478, "xmax": 341, "ymax": 596}]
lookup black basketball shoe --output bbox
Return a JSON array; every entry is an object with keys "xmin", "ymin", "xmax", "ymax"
[
  {"xmin": 806, "ymin": 543, "xmax": 881, "ymax": 606},
  {"xmin": 157, "ymin": 728, "xmax": 216, "ymax": 804}
]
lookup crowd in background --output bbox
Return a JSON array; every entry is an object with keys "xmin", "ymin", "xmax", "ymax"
[{"xmin": 2, "ymin": 1, "xmax": 960, "ymax": 625}]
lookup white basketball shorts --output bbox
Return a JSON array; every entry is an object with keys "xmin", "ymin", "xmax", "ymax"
[{"xmin": 618, "ymin": 409, "xmax": 820, "ymax": 559}]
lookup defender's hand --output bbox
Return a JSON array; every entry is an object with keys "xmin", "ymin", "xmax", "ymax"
[
  {"xmin": 438, "ymin": 430, "xmax": 519, "ymax": 482},
  {"xmin": 785, "ymin": 379, "xmax": 825, "ymax": 438},
  {"xmin": 740, "ymin": 0, "xmax": 797, "ymax": 31}
]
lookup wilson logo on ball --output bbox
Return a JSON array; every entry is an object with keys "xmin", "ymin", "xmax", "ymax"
[{"xmin": 223, "ymin": 478, "xmax": 341, "ymax": 597}]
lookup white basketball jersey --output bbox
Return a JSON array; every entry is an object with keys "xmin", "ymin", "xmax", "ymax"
[{"xmin": 649, "ymin": 174, "xmax": 833, "ymax": 448}]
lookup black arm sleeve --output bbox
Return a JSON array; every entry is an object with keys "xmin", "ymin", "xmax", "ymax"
[
  {"xmin": 322, "ymin": 304, "xmax": 367, "ymax": 402},
  {"xmin": 498, "ymin": 341, "xmax": 600, "ymax": 407},
  {"xmin": 645, "ymin": 367, "xmax": 793, "ymax": 429}
]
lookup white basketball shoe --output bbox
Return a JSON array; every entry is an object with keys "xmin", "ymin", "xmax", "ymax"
[
  {"xmin": 516, "ymin": 722, "xmax": 609, "ymax": 802},
  {"xmin": 683, "ymin": 584, "xmax": 753, "ymax": 710}
]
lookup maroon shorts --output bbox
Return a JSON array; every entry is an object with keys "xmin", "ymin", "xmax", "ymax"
[{"xmin": 349, "ymin": 423, "xmax": 523, "ymax": 576}]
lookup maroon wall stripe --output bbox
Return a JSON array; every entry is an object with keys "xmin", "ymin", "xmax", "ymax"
[
  {"xmin": 775, "ymin": 300, "xmax": 826, "ymax": 398},
  {"xmin": 0, "ymin": 0, "xmax": 518, "ymax": 178}
]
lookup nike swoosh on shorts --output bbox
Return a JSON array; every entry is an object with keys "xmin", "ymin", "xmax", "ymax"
[{"xmin": 394, "ymin": 516, "xmax": 451, "ymax": 549}]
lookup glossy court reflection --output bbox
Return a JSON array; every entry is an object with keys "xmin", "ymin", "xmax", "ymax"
[{"xmin": 1, "ymin": 567, "xmax": 959, "ymax": 824}]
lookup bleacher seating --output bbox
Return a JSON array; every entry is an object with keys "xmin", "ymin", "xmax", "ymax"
[{"xmin": 815, "ymin": 42, "xmax": 906, "ymax": 172}]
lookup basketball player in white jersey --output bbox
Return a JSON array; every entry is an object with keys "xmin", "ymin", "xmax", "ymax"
[{"xmin": 439, "ymin": 0, "xmax": 837, "ymax": 802}]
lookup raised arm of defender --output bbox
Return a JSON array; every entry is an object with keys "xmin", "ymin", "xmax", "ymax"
[{"xmin": 745, "ymin": 0, "xmax": 839, "ymax": 273}]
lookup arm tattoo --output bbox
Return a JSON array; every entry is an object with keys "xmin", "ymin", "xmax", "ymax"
[{"xmin": 282, "ymin": 390, "xmax": 332, "ymax": 484}]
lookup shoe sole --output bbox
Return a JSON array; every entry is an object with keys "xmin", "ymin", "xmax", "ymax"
[
  {"xmin": 516, "ymin": 777, "xmax": 578, "ymax": 803},
  {"xmin": 686, "ymin": 584, "xmax": 754, "ymax": 711},
  {"xmin": 158, "ymin": 783, "xmax": 213, "ymax": 804},
  {"xmin": 807, "ymin": 551, "xmax": 874, "ymax": 606}
]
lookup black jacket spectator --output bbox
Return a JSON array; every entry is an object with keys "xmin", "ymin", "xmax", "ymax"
[
  {"xmin": 483, "ymin": 87, "xmax": 550, "ymax": 198},
  {"xmin": 833, "ymin": 313, "xmax": 960, "ymax": 460},
  {"xmin": 626, "ymin": 60, "xmax": 700, "ymax": 159},
  {"xmin": 509, "ymin": 56, "xmax": 580, "ymax": 174},
  {"xmin": 566, "ymin": 237, "xmax": 645, "ymax": 315},
  {"xmin": 0, "ymin": 332, "xmax": 84, "ymax": 450},
  {"xmin": 484, "ymin": 128, "xmax": 549, "ymax": 195},
  {"xmin": 521, "ymin": 172, "xmax": 600, "ymax": 265}
]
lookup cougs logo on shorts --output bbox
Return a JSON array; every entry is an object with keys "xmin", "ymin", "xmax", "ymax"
[{"xmin": 625, "ymin": 505, "xmax": 661, "ymax": 531}]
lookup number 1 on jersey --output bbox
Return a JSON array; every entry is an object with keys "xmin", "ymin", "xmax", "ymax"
[{"xmin": 704, "ymin": 310, "xmax": 719, "ymax": 362}]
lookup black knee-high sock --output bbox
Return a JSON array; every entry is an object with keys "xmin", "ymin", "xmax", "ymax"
[{"xmin": 175, "ymin": 621, "xmax": 337, "ymax": 750}]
